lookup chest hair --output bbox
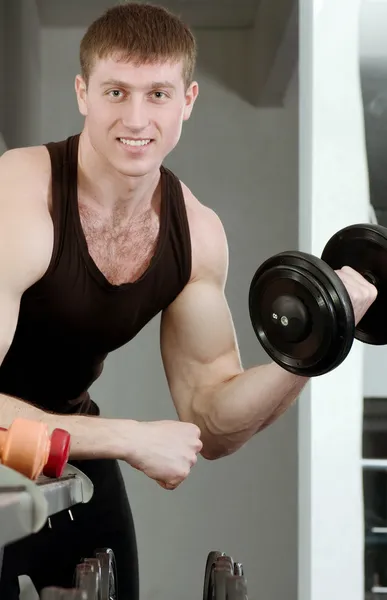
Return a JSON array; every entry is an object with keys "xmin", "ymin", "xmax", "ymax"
[{"xmin": 78, "ymin": 202, "xmax": 160, "ymax": 285}]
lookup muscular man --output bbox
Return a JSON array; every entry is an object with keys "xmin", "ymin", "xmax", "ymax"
[{"xmin": 0, "ymin": 3, "xmax": 376, "ymax": 598}]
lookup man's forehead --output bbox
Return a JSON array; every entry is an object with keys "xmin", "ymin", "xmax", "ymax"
[{"xmin": 93, "ymin": 55, "xmax": 184, "ymax": 82}]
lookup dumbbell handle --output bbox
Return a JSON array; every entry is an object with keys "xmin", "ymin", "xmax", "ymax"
[
  {"xmin": 0, "ymin": 420, "xmax": 50, "ymax": 479},
  {"xmin": 0, "ymin": 419, "xmax": 70, "ymax": 480}
]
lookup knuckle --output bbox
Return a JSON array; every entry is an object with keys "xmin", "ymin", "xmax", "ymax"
[
  {"xmin": 177, "ymin": 468, "xmax": 189, "ymax": 481},
  {"xmin": 341, "ymin": 265, "xmax": 354, "ymax": 276}
]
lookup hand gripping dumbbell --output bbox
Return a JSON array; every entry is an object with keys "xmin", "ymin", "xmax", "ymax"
[
  {"xmin": 0, "ymin": 418, "xmax": 70, "ymax": 480},
  {"xmin": 249, "ymin": 223, "xmax": 387, "ymax": 376},
  {"xmin": 203, "ymin": 551, "xmax": 248, "ymax": 600}
]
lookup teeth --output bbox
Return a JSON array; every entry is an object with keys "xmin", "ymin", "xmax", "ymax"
[{"xmin": 119, "ymin": 138, "xmax": 151, "ymax": 146}]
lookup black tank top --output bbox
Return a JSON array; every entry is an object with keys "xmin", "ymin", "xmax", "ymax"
[{"xmin": 0, "ymin": 134, "xmax": 192, "ymax": 415}]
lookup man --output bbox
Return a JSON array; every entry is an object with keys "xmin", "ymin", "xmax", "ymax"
[{"xmin": 0, "ymin": 2, "xmax": 376, "ymax": 598}]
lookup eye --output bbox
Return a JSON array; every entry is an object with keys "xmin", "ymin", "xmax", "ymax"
[
  {"xmin": 151, "ymin": 91, "xmax": 168, "ymax": 100},
  {"xmin": 108, "ymin": 89, "xmax": 123, "ymax": 99}
]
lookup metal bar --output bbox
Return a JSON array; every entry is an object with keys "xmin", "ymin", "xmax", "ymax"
[
  {"xmin": 35, "ymin": 474, "xmax": 89, "ymax": 516},
  {"xmin": 0, "ymin": 465, "xmax": 93, "ymax": 549}
]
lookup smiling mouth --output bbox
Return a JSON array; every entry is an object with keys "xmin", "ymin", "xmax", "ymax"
[{"xmin": 118, "ymin": 138, "xmax": 153, "ymax": 147}]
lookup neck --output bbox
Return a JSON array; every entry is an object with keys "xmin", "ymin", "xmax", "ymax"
[{"xmin": 77, "ymin": 130, "xmax": 161, "ymax": 217}]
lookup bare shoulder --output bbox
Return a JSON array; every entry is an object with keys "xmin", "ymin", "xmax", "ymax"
[
  {"xmin": 0, "ymin": 144, "xmax": 50, "ymax": 168},
  {"xmin": 180, "ymin": 180, "xmax": 229, "ymax": 285},
  {"xmin": 0, "ymin": 144, "xmax": 53, "ymax": 235},
  {"xmin": 0, "ymin": 146, "xmax": 54, "ymax": 287},
  {"xmin": 0, "ymin": 145, "xmax": 52, "ymax": 201}
]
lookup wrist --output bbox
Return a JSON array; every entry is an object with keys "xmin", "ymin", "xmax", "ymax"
[
  {"xmin": 46, "ymin": 413, "xmax": 141, "ymax": 461},
  {"xmin": 110, "ymin": 418, "xmax": 142, "ymax": 462}
]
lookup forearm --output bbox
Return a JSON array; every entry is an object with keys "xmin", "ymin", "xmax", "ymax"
[
  {"xmin": 0, "ymin": 393, "xmax": 136, "ymax": 461},
  {"xmin": 193, "ymin": 362, "xmax": 308, "ymax": 459}
]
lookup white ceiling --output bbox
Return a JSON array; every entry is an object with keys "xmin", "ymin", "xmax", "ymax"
[{"xmin": 36, "ymin": 0, "xmax": 262, "ymax": 29}]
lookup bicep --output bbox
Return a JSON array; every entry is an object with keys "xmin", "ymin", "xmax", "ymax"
[
  {"xmin": 0, "ymin": 150, "xmax": 53, "ymax": 360},
  {"xmin": 160, "ymin": 279, "xmax": 243, "ymax": 420}
]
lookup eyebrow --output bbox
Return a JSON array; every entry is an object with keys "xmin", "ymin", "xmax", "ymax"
[{"xmin": 100, "ymin": 78, "xmax": 176, "ymax": 90}]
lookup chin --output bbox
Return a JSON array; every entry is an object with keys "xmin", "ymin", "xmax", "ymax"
[{"xmin": 114, "ymin": 159, "xmax": 158, "ymax": 178}]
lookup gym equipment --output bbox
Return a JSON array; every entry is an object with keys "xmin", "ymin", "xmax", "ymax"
[
  {"xmin": 95, "ymin": 548, "xmax": 117, "ymax": 600},
  {"xmin": 40, "ymin": 588, "xmax": 87, "ymax": 599},
  {"xmin": 43, "ymin": 427, "xmax": 71, "ymax": 478},
  {"xmin": 249, "ymin": 223, "xmax": 387, "ymax": 376},
  {"xmin": 203, "ymin": 550, "xmax": 248, "ymax": 600},
  {"xmin": 213, "ymin": 562, "xmax": 234, "ymax": 600},
  {"xmin": 74, "ymin": 562, "xmax": 101, "ymax": 599},
  {"xmin": 0, "ymin": 419, "xmax": 70, "ymax": 480},
  {"xmin": 73, "ymin": 548, "xmax": 117, "ymax": 600},
  {"xmin": 203, "ymin": 551, "xmax": 223, "ymax": 600},
  {"xmin": 0, "ymin": 462, "xmax": 94, "ymax": 597},
  {"xmin": 321, "ymin": 224, "xmax": 387, "ymax": 344},
  {"xmin": 225, "ymin": 576, "xmax": 248, "ymax": 600}
]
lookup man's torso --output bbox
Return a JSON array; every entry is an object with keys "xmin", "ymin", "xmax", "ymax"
[{"xmin": 0, "ymin": 135, "xmax": 205, "ymax": 413}]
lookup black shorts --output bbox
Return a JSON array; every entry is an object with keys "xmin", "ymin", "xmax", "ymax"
[{"xmin": 0, "ymin": 458, "xmax": 139, "ymax": 599}]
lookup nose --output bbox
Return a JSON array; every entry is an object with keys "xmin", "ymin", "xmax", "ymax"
[{"xmin": 121, "ymin": 95, "xmax": 150, "ymax": 132}]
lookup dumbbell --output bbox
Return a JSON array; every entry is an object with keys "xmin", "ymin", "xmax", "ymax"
[
  {"xmin": 203, "ymin": 551, "xmax": 223, "ymax": 600},
  {"xmin": 249, "ymin": 223, "xmax": 387, "ymax": 376},
  {"xmin": 40, "ymin": 588, "xmax": 87, "ymax": 599},
  {"xmin": 226, "ymin": 576, "xmax": 248, "ymax": 600},
  {"xmin": 203, "ymin": 551, "xmax": 248, "ymax": 600},
  {"xmin": 75, "ymin": 548, "xmax": 117, "ymax": 600},
  {"xmin": 94, "ymin": 548, "xmax": 117, "ymax": 600},
  {"xmin": 0, "ymin": 418, "xmax": 70, "ymax": 480},
  {"xmin": 74, "ymin": 562, "xmax": 100, "ymax": 600}
]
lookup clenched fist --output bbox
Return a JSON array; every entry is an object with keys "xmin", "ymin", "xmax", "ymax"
[
  {"xmin": 335, "ymin": 266, "xmax": 378, "ymax": 324},
  {"xmin": 124, "ymin": 420, "xmax": 203, "ymax": 490}
]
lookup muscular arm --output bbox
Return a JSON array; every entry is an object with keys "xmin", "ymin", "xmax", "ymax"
[
  {"xmin": 0, "ymin": 149, "xmax": 137, "ymax": 461},
  {"xmin": 161, "ymin": 207, "xmax": 308, "ymax": 460}
]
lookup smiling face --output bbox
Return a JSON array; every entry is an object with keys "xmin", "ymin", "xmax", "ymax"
[{"xmin": 75, "ymin": 55, "xmax": 199, "ymax": 178}]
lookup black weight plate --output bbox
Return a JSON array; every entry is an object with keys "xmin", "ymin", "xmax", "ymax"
[
  {"xmin": 95, "ymin": 548, "xmax": 118, "ymax": 600},
  {"xmin": 203, "ymin": 551, "xmax": 223, "ymax": 600},
  {"xmin": 322, "ymin": 223, "xmax": 387, "ymax": 344},
  {"xmin": 249, "ymin": 251, "xmax": 355, "ymax": 376}
]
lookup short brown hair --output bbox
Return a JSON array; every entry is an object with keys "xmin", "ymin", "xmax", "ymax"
[{"xmin": 80, "ymin": 2, "xmax": 197, "ymax": 89}]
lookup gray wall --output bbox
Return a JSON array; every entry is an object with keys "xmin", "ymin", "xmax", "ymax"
[
  {"xmin": 2, "ymin": 0, "xmax": 41, "ymax": 149},
  {"xmin": 9, "ymin": 18, "xmax": 299, "ymax": 600}
]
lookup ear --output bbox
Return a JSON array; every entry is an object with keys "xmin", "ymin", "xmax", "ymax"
[
  {"xmin": 183, "ymin": 81, "xmax": 199, "ymax": 121},
  {"xmin": 75, "ymin": 75, "xmax": 88, "ymax": 117}
]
